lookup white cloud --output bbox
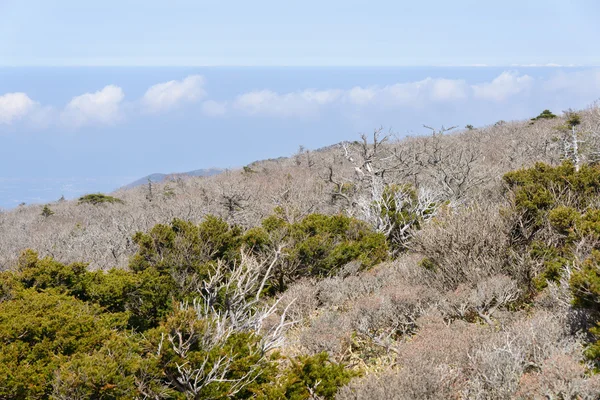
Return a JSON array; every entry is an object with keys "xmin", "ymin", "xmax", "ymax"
[
  {"xmin": 142, "ymin": 75, "xmax": 206, "ymax": 113},
  {"xmin": 358, "ymin": 78, "xmax": 469, "ymax": 106},
  {"xmin": 61, "ymin": 85, "xmax": 125, "ymax": 128},
  {"xmin": 542, "ymin": 69, "xmax": 600, "ymax": 95},
  {"xmin": 233, "ymin": 78, "xmax": 469, "ymax": 117},
  {"xmin": 472, "ymin": 71, "xmax": 533, "ymax": 101},
  {"xmin": 201, "ymin": 100, "xmax": 227, "ymax": 116},
  {"xmin": 0, "ymin": 92, "xmax": 37, "ymax": 124},
  {"xmin": 234, "ymin": 89, "xmax": 342, "ymax": 117}
]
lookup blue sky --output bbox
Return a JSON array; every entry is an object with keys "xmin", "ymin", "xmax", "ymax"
[
  {"xmin": 1, "ymin": 1, "xmax": 600, "ymax": 208},
  {"xmin": 1, "ymin": 0, "xmax": 599, "ymax": 67}
]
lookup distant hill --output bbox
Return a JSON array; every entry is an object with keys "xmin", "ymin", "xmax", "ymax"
[
  {"xmin": 122, "ymin": 168, "xmax": 224, "ymax": 189},
  {"xmin": 125, "ymin": 143, "xmax": 343, "ymax": 189}
]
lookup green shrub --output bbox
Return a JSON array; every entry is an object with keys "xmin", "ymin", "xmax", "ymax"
[
  {"xmin": 531, "ymin": 109, "xmax": 557, "ymax": 121},
  {"xmin": 571, "ymin": 250, "xmax": 600, "ymax": 309},
  {"xmin": 0, "ymin": 289, "xmax": 129, "ymax": 399},
  {"xmin": 129, "ymin": 213, "xmax": 388, "ymax": 293},
  {"xmin": 262, "ymin": 213, "xmax": 388, "ymax": 288},
  {"xmin": 504, "ymin": 161, "xmax": 600, "ymax": 242},
  {"xmin": 266, "ymin": 353, "xmax": 358, "ymax": 400},
  {"xmin": 130, "ymin": 216, "xmax": 242, "ymax": 276},
  {"xmin": 504, "ymin": 162, "xmax": 600, "ymax": 365},
  {"xmin": 41, "ymin": 204, "xmax": 54, "ymax": 217},
  {"xmin": 52, "ymin": 333, "xmax": 159, "ymax": 400},
  {"xmin": 81, "ymin": 268, "xmax": 174, "ymax": 331},
  {"xmin": 16, "ymin": 249, "xmax": 88, "ymax": 295},
  {"xmin": 12, "ymin": 249, "xmax": 172, "ymax": 331},
  {"xmin": 548, "ymin": 206, "xmax": 580, "ymax": 236},
  {"xmin": 566, "ymin": 111, "xmax": 581, "ymax": 128},
  {"xmin": 570, "ymin": 251, "xmax": 600, "ymax": 366},
  {"xmin": 527, "ymin": 242, "xmax": 570, "ymax": 290},
  {"xmin": 78, "ymin": 193, "xmax": 124, "ymax": 205}
]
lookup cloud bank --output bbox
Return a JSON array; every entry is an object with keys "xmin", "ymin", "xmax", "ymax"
[
  {"xmin": 472, "ymin": 71, "xmax": 533, "ymax": 101},
  {"xmin": 234, "ymin": 89, "xmax": 343, "ymax": 117},
  {"xmin": 1, "ymin": 70, "xmax": 600, "ymax": 129},
  {"xmin": 231, "ymin": 78, "xmax": 473, "ymax": 117}
]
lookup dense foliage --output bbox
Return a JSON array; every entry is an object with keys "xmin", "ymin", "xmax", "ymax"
[
  {"xmin": 0, "ymin": 211, "xmax": 379, "ymax": 399},
  {"xmin": 504, "ymin": 161, "xmax": 600, "ymax": 365},
  {"xmin": 130, "ymin": 212, "xmax": 387, "ymax": 293}
]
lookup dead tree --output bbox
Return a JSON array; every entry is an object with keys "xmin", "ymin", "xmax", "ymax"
[
  {"xmin": 162, "ymin": 251, "xmax": 295, "ymax": 398},
  {"xmin": 562, "ymin": 111, "xmax": 582, "ymax": 171},
  {"xmin": 335, "ymin": 128, "xmax": 443, "ymax": 249}
]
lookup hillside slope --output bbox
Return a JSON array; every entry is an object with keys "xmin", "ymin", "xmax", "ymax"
[
  {"xmin": 2, "ymin": 106, "xmax": 600, "ymax": 398},
  {"xmin": 1, "ymin": 111, "xmax": 581, "ymax": 270}
]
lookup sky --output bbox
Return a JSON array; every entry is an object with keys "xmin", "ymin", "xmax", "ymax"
[
  {"xmin": 1, "ymin": 0, "xmax": 599, "ymax": 67},
  {"xmin": 1, "ymin": 1, "xmax": 600, "ymax": 208}
]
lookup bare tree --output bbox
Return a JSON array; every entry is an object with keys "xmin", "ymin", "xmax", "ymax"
[{"xmin": 161, "ymin": 251, "xmax": 295, "ymax": 398}]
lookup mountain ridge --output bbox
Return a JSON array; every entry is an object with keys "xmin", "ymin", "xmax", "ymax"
[{"xmin": 122, "ymin": 168, "xmax": 225, "ymax": 189}]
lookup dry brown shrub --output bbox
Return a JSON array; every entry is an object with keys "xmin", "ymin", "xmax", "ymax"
[
  {"xmin": 338, "ymin": 312, "xmax": 484, "ymax": 400},
  {"xmin": 439, "ymin": 275, "xmax": 520, "ymax": 326},
  {"xmin": 298, "ymin": 310, "xmax": 353, "ymax": 358},
  {"xmin": 337, "ymin": 308, "xmax": 593, "ymax": 400},
  {"xmin": 349, "ymin": 283, "xmax": 439, "ymax": 342},
  {"xmin": 273, "ymin": 278, "xmax": 320, "ymax": 323},
  {"xmin": 283, "ymin": 256, "xmax": 432, "ymax": 361},
  {"xmin": 316, "ymin": 273, "xmax": 382, "ymax": 308},
  {"xmin": 515, "ymin": 350, "xmax": 600, "ymax": 400},
  {"xmin": 465, "ymin": 310, "xmax": 570, "ymax": 399},
  {"xmin": 411, "ymin": 204, "xmax": 514, "ymax": 289}
]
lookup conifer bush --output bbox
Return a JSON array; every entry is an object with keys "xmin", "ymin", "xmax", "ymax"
[
  {"xmin": 502, "ymin": 161, "xmax": 600, "ymax": 366},
  {"xmin": 78, "ymin": 193, "xmax": 124, "ymax": 205}
]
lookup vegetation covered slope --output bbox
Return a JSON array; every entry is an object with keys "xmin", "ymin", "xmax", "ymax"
[
  {"xmin": 3, "ymin": 109, "xmax": 586, "ymax": 270},
  {"xmin": 2, "ymin": 105, "xmax": 600, "ymax": 398}
]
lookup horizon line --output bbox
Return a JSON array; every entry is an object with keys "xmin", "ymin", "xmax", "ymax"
[{"xmin": 0, "ymin": 62, "xmax": 594, "ymax": 68}]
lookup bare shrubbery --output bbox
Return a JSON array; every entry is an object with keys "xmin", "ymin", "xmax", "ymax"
[
  {"xmin": 299, "ymin": 310, "xmax": 354, "ymax": 358},
  {"xmin": 439, "ymin": 275, "xmax": 520, "ymax": 326},
  {"xmin": 338, "ymin": 309, "xmax": 600, "ymax": 400},
  {"xmin": 515, "ymin": 350, "xmax": 600, "ymax": 399},
  {"xmin": 278, "ymin": 258, "xmax": 437, "ymax": 362},
  {"xmin": 275, "ymin": 278, "xmax": 320, "ymax": 322},
  {"xmin": 465, "ymin": 311, "xmax": 565, "ymax": 398},
  {"xmin": 338, "ymin": 313, "xmax": 484, "ymax": 399},
  {"xmin": 412, "ymin": 204, "xmax": 512, "ymax": 289},
  {"xmin": 350, "ymin": 283, "xmax": 439, "ymax": 345},
  {"xmin": 316, "ymin": 270, "xmax": 384, "ymax": 308}
]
